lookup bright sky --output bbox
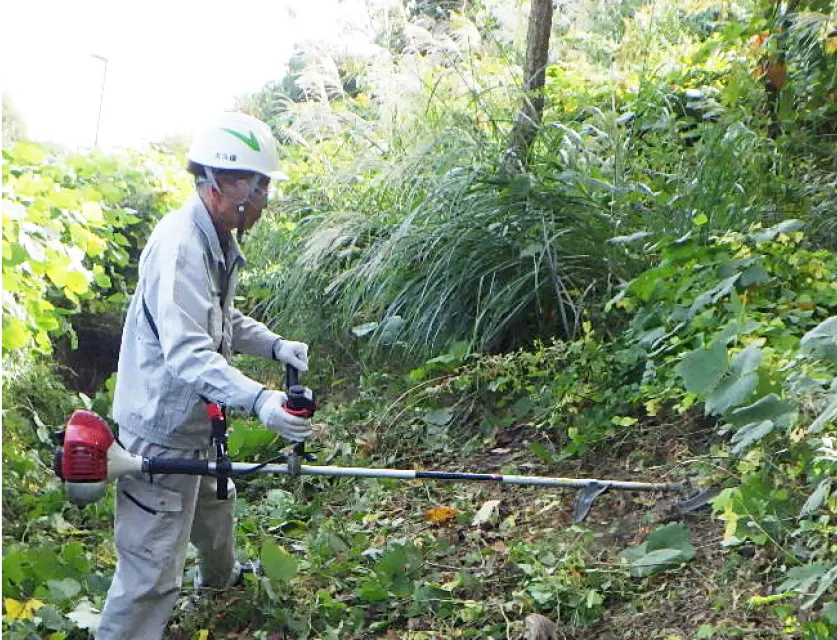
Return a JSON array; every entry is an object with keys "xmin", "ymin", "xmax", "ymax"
[{"xmin": 2, "ymin": 0, "xmax": 381, "ymax": 150}]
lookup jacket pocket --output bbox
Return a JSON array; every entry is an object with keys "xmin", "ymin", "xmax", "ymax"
[{"xmin": 167, "ymin": 375, "xmax": 197, "ymax": 413}]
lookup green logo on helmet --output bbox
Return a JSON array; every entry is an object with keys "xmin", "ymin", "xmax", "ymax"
[{"xmin": 221, "ymin": 128, "xmax": 261, "ymax": 152}]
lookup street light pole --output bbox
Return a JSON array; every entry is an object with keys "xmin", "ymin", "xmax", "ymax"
[{"xmin": 91, "ymin": 54, "xmax": 108, "ymax": 147}]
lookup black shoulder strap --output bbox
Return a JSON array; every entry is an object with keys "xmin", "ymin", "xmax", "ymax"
[
  {"xmin": 142, "ymin": 296, "xmax": 160, "ymax": 341},
  {"xmin": 142, "ymin": 294, "xmax": 217, "ymax": 408}
]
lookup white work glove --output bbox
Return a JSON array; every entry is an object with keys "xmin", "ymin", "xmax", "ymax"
[
  {"xmin": 254, "ymin": 390, "xmax": 312, "ymax": 442},
  {"xmin": 273, "ymin": 339, "xmax": 309, "ymax": 372}
]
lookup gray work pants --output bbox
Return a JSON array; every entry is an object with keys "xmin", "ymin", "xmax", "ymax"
[{"xmin": 96, "ymin": 432, "xmax": 237, "ymax": 640}]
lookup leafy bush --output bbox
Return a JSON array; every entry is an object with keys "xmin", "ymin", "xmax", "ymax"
[{"xmin": 1, "ymin": 141, "xmax": 188, "ymax": 354}]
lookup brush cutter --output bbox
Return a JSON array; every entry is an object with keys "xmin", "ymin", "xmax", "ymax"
[{"xmin": 53, "ymin": 366, "xmax": 711, "ymax": 522}]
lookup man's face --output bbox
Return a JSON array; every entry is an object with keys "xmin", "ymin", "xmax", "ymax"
[{"xmin": 212, "ymin": 172, "xmax": 271, "ymax": 232}]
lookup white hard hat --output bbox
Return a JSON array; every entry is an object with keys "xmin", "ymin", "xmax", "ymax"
[{"xmin": 187, "ymin": 112, "xmax": 288, "ymax": 181}]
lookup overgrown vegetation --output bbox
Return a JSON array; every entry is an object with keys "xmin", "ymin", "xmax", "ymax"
[{"xmin": 3, "ymin": 0, "xmax": 836, "ymax": 638}]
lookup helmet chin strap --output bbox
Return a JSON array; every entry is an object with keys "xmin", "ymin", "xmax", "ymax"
[
  {"xmin": 236, "ymin": 204, "xmax": 246, "ymax": 243},
  {"xmin": 204, "ymin": 167, "xmax": 250, "ymax": 243}
]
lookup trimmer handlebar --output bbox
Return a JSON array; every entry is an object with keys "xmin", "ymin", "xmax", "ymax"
[
  {"xmin": 283, "ymin": 364, "xmax": 317, "ymax": 418},
  {"xmin": 52, "ymin": 366, "xmax": 694, "ymax": 523}
]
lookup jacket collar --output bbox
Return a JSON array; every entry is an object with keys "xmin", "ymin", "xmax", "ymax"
[{"xmin": 188, "ymin": 194, "xmax": 247, "ymax": 268}]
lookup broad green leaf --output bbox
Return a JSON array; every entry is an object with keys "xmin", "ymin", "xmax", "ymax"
[
  {"xmin": 625, "ymin": 264, "xmax": 675, "ymax": 301},
  {"xmin": 617, "ymin": 541, "xmax": 647, "ymax": 565},
  {"xmin": 809, "ymin": 393, "xmax": 837, "ymax": 434},
  {"xmin": 619, "ymin": 523, "xmax": 695, "ymax": 577},
  {"xmin": 804, "ymin": 566, "xmax": 837, "ymax": 610},
  {"xmin": 727, "ymin": 394, "xmax": 795, "ymax": 427},
  {"xmin": 800, "ymin": 316, "xmax": 837, "ymax": 365},
  {"xmin": 227, "ymin": 421, "xmax": 275, "ymax": 458},
  {"xmin": 676, "ymin": 341, "xmax": 727, "ymax": 395},
  {"xmin": 356, "ymin": 581, "xmax": 388, "ymax": 602},
  {"xmin": 528, "ymin": 442, "xmax": 554, "ymax": 463},
  {"xmin": 823, "ymin": 602, "xmax": 837, "ymax": 624},
  {"xmin": 739, "ymin": 263, "xmax": 769, "ymax": 287},
  {"xmin": 731, "ymin": 343, "xmax": 762, "ymax": 375},
  {"xmin": 423, "ymin": 408, "xmax": 453, "ymax": 426},
  {"xmin": 645, "ymin": 523, "xmax": 695, "ymax": 558},
  {"xmin": 712, "ymin": 318, "xmax": 762, "ymax": 345},
  {"xmin": 731, "ymin": 420, "xmax": 774, "ymax": 456},
  {"xmin": 260, "ymin": 540, "xmax": 297, "ymax": 582},
  {"xmin": 113, "ymin": 232, "xmax": 131, "ymax": 247},
  {"xmin": 778, "ymin": 562, "xmax": 831, "ymax": 594},
  {"xmin": 688, "ymin": 273, "xmax": 741, "ymax": 318},
  {"xmin": 799, "ymin": 479, "xmax": 832, "ymax": 519},
  {"xmin": 94, "ymin": 271, "xmax": 112, "ymax": 288},
  {"xmin": 624, "ymin": 548, "xmax": 688, "ymax": 578},
  {"xmin": 704, "ymin": 345, "xmax": 762, "ymax": 415},
  {"xmin": 750, "ymin": 219, "xmax": 804, "ymax": 242},
  {"xmin": 2, "ymin": 551, "xmax": 26, "ymax": 585},
  {"xmin": 60, "ymin": 543, "xmax": 91, "ymax": 575},
  {"xmin": 47, "ymin": 578, "xmax": 81, "ymax": 601},
  {"xmin": 705, "ymin": 372, "xmax": 759, "ymax": 416}
]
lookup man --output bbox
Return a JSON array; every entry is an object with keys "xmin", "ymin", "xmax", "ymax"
[{"xmin": 97, "ymin": 112, "xmax": 310, "ymax": 639}]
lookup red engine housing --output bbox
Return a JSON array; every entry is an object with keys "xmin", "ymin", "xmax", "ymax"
[{"xmin": 61, "ymin": 410, "xmax": 114, "ymax": 482}]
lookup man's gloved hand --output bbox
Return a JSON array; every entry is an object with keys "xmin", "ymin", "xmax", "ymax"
[
  {"xmin": 273, "ymin": 339, "xmax": 309, "ymax": 372},
  {"xmin": 254, "ymin": 390, "xmax": 312, "ymax": 442}
]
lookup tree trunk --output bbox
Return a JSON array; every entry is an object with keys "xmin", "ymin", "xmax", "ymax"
[{"xmin": 507, "ymin": 0, "xmax": 554, "ymax": 165}]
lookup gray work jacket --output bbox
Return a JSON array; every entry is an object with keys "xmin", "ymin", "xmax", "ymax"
[{"xmin": 112, "ymin": 195, "xmax": 279, "ymax": 449}]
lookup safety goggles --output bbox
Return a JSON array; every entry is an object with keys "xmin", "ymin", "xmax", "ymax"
[{"xmin": 204, "ymin": 168, "xmax": 271, "ymax": 205}]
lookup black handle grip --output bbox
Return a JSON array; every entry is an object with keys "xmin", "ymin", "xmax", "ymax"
[
  {"xmin": 285, "ymin": 364, "xmax": 316, "ymax": 415},
  {"xmin": 146, "ymin": 458, "xmax": 211, "ymax": 475},
  {"xmin": 285, "ymin": 364, "xmax": 299, "ymax": 391}
]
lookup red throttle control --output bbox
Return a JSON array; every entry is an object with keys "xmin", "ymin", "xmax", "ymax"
[
  {"xmin": 284, "ymin": 365, "xmax": 317, "ymax": 418},
  {"xmin": 284, "ymin": 385, "xmax": 317, "ymax": 418}
]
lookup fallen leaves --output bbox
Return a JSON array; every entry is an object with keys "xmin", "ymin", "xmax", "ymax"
[
  {"xmin": 425, "ymin": 506, "xmax": 459, "ymax": 524},
  {"xmin": 472, "ymin": 499, "xmax": 501, "ymax": 527},
  {"xmin": 4, "ymin": 598, "xmax": 45, "ymax": 622}
]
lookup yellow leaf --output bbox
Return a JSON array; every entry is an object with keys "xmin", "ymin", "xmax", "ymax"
[
  {"xmin": 425, "ymin": 506, "xmax": 458, "ymax": 524},
  {"xmin": 65, "ymin": 270, "xmax": 90, "ymax": 295},
  {"xmin": 72, "ymin": 225, "xmax": 107, "ymax": 257},
  {"xmin": 2, "ymin": 315, "xmax": 30, "ymax": 350},
  {"xmin": 722, "ymin": 512, "xmax": 739, "ymax": 541},
  {"xmin": 10, "ymin": 141, "xmax": 46, "ymax": 165},
  {"xmin": 826, "ymin": 35, "xmax": 837, "ymax": 55},
  {"xmin": 4, "ymin": 597, "xmax": 45, "ymax": 621},
  {"xmin": 194, "ymin": 630, "xmax": 210, "ymax": 640},
  {"xmin": 4, "ymin": 598, "xmax": 24, "ymax": 620},
  {"xmin": 82, "ymin": 201, "xmax": 105, "ymax": 224}
]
